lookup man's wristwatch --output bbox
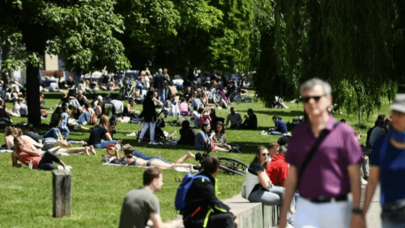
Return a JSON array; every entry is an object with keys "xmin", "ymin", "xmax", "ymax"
[{"xmin": 352, "ymin": 208, "xmax": 363, "ymax": 214}]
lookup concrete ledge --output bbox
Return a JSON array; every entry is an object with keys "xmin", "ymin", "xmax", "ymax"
[
  {"xmin": 147, "ymin": 194, "xmax": 278, "ymax": 228},
  {"xmin": 223, "ymin": 194, "xmax": 278, "ymax": 228}
]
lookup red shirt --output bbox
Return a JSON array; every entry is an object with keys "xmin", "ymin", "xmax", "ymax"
[
  {"xmin": 266, "ymin": 154, "xmax": 289, "ymax": 186},
  {"xmin": 16, "ymin": 144, "xmax": 41, "ymax": 169}
]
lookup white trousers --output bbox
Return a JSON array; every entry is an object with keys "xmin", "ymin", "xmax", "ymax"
[
  {"xmin": 294, "ymin": 197, "xmax": 352, "ymax": 228},
  {"xmin": 139, "ymin": 122, "xmax": 156, "ymax": 142}
]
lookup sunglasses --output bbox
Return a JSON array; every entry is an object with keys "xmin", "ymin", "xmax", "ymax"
[
  {"xmin": 262, "ymin": 153, "xmax": 269, "ymax": 156},
  {"xmin": 301, "ymin": 95, "xmax": 327, "ymax": 103}
]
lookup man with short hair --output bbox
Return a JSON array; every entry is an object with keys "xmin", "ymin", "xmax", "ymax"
[
  {"xmin": 241, "ymin": 108, "xmax": 257, "ymax": 129},
  {"xmin": 267, "ymin": 145, "xmax": 289, "ymax": 186},
  {"xmin": 183, "ymin": 156, "xmax": 238, "ymax": 228},
  {"xmin": 119, "ymin": 168, "xmax": 183, "ymax": 228},
  {"xmin": 271, "ymin": 115, "xmax": 287, "ymax": 135},
  {"xmin": 153, "ymin": 72, "xmax": 170, "ymax": 102},
  {"xmin": 225, "ymin": 107, "xmax": 242, "ymax": 129},
  {"xmin": 278, "ymin": 78, "xmax": 364, "ymax": 228}
]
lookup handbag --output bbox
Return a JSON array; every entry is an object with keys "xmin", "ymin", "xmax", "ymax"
[
  {"xmin": 297, "ymin": 122, "xmax": 339, "ymax": 189},
  {"xmin": 381, "ymin": 199, "xmax": 405, "ymax": 224}
]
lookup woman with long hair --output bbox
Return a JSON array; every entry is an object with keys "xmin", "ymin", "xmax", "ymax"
[
  {"xmin": 138, "ymin": 90, "xmax": 158, "ymax": 144},
  {"xmin": 177, "ymin": 120, "xmax": 195, "ymax": 145},
  {"xmin": 213, "ymin": 122, "xmax": 232, "ymax": 150},
  {"xmin": 241, "ymin": 147, "xmax": 285, "ymax": 205},
  {"xmin": 88, "ymin": 115, "xmax": 122, "ymax": 149}
]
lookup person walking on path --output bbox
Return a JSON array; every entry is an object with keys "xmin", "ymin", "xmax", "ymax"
[
  {"xmin": 278, "ymin": 78, "xmax": 364, "ymax": 228},
  {"xmin": 363, "ymin": 94, "xmax": 405, "ymax": 228}
]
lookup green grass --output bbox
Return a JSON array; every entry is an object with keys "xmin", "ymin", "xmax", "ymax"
[{"xmin": 0, "ymin": 92, "xmax": 391, "ymax": 227}]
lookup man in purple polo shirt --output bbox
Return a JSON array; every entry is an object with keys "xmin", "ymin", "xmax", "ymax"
[{"xmin": 278, "ymin": 78, "xmax": 364, "ymax": 228}]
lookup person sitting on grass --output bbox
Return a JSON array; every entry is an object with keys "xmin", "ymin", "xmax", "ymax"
[
  {"xmin": 112, "ymin": 144, "xmax": 195, "ymax": 169},
  {"xmin": 195, "ymin": 120, "xmax": 229, "ymax": 152},
  {"xmin": 241, "ymin": 109, "xmax": 257, "ymax": 129},
  {"xmin": 0, "ymin": 100, "xmax": 12, "ymax": 124},
  {"xmin": 58, "ymin": 106, "xmax": 70, "ymax": 140},
  {"xmin": 119, "ymin": 168, "xmax": 183, "ymax": 228},
  {"xmin": 11, "ymin": 137, "xmax": 72, "ymax": 171},
  {"xmin": 212, "ymin": 121, "xmax": 232, "ymax": 151},
  {"xmin": 270, "ymin": 115, "xmax": 287, "ymax": 135},
  {"xmin": 58, "ymin": 92, "xmax": 81, "ymax": 108},
  {"xmin": 225, "ymin": 107, "xmax": 242, "ymax": 129},
  {"xmin": 122, "ymin": 98, "xmax": 139, "ymax": 118},
  {"xmin": 179, "ymin": 98, "xmax": 190, "ymax": 116},
  {"xmin": 88, "ymin": 115, "xmax": 122, "ymax": 149},
  {"xmin": 177, "ymin": 120, "xmax": 195, "ymax": 146}
]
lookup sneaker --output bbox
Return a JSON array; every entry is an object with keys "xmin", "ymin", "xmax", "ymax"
[
  {"xmin": 137, "ymin": 138, "xmax": 142, "ymax": 143},
  {"xmin": 126, "ymin": 132, "xmax": 137, "ymax": 136},
  {"xmin": 150, "ymin": 141, "xmax": 159, "ymax": 145},
  {"xmin": 361, "ymin": 178, "xmax": 368, "ymax": 185}
]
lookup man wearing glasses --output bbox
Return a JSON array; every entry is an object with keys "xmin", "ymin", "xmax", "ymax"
[{"xmin": 278, "ymin": 78, "xmax": 364, "ymax": 228}]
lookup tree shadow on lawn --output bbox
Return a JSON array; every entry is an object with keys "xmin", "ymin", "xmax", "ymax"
[
  {"xmin": 122, "ymin": 138, "xmax": 270, "ymax": 155},
  {"xmin": 250, "ymin": 110, "xmax": 304, "ymax": 117}
]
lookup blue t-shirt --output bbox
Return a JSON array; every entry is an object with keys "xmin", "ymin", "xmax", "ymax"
[
  {"xmin": 275, "ymin": 119, "xmax": 287, "ymax": 133},
  {"xmin": 371, "ymin": 135, "xmax": 405, "ymax": 204}
]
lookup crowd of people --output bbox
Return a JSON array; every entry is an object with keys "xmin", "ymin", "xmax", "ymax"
[{"xmin": 3, "ymin": 73, "xmax": 404, "ymax": 228}]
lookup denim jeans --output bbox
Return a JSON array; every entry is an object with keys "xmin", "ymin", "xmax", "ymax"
[
  {"xmin": 139, "ymin": 122, "xmax": 156, "ymax": 142},
  {"xmin": 93, "ymin": 139, "xmax": 117, "ymax": 149},
  {"xmin": 270, "ymin": 131, "xmax": 283, "ymax": 135},
  {"xmin": 194, "ymin": 114, "xmax": 201, "ymax": 128},
  {"xmin": 157, "ymin": 88, "xmax": 166, "ymax": 102},
  {"xmin": 77, "ymin": 112, "xmax": 90, "ymax": 124},
  {"xmin": 69, "ymin": 99, "xmax": 81, "ymax": 107},
  {"xmin": 43, "ymin": 128, "xmax": 61, "ymax": 139},
  {"xmin": 132, "ymin": 149, "xmax": 172, "ymax": 164},
  {"xmin": 37, "ymin": 151, "xmax": 61, "ymax": 170}
]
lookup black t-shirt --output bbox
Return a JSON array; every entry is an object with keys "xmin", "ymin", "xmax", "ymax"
[
  {"xmin": 248, "ymin": 162, "xmax": 264, "ymax": 176},
  {"xmin": 26, "ymin": 131, "xmax": 44, "ymax": 143},
  {"xmin": 88, "ymin": 125, "xmax": 108, "ymax": 145},
  {"xmin": 67, "ymin": 80, "xmax": 74, "ymax": 88}
]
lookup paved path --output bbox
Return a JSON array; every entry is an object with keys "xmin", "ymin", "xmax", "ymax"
[{"xmin": 364, "ymin": 186, "xmax": 381, "ymax": 228}]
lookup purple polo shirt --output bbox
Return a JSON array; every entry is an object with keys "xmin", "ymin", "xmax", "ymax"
[{"xmin": 285, "ymin": 116, "xmax": 362, "ymax": 199}]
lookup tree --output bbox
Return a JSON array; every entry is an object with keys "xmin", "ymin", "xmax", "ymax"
[
  {"xmin": 252, "ymin": 0, "xmax": 401, "ymax": 119},
  {"xmin": 115, "ymin": 0, "xmax": 252, "ymax": 75},
  {"xmin": 0, "ymin": 0, "xmax": 130, "ymax": 126}
]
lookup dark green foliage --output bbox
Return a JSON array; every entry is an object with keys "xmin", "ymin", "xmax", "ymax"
[{"xmin": 252, "ymin": 0, "xmax": 403, "ymax": 119}]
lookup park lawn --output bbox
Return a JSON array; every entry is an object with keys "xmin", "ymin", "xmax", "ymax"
[{"xmin": 0, "ymin": 92, "xmax": 391, "ymax": 227}]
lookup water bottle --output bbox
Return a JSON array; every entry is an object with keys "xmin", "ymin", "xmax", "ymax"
[{"xmin": 28, "ymin": 160, "xmax": 33, "ymax": 169}]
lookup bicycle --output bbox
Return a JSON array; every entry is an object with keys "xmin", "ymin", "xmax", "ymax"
[{"xmin": 194, "ymin": 142, "xmax": 247, "ymax": 176}]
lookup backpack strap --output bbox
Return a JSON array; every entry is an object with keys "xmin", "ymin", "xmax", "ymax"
[{"xmin": 296, "ymin": 122, "xmax": 339, "ymax": 189}]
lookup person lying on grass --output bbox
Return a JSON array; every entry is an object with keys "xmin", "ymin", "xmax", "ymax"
[
  {"xmin": 11, "ymin": 137, "xmax": 72, "ymax": 171},
  {"xmin": 110, "ymin": 144, "xmax": 195, "ymax": 169},
  {"xmin": 6, "ymin": 127, "xmax": 97, "ymax": 155},
  {"xmin": 21, "ymin": 123, "xmax": 85, "ymax": 147}
]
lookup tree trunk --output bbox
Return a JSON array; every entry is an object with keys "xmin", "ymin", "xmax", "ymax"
[{"xmin": 26, "ymin": 63, "xmax": 41, "ymax": 126}]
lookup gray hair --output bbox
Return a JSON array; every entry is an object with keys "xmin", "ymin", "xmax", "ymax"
[
  {"xmin": 299, "ymin": 78, "xmax": 332, "ymax": 96},
  {"xmin": 279, "ymin": 145, "xmax": 287, "ymax": 154}
]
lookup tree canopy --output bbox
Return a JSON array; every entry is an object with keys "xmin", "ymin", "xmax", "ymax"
[
  {"xmin": 251, "ymin": 0, "xmax": 403, "ymax": 119},
  {"xmin": 0, "ymin": 0, "xmax": 129, "ymax": 125}
]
